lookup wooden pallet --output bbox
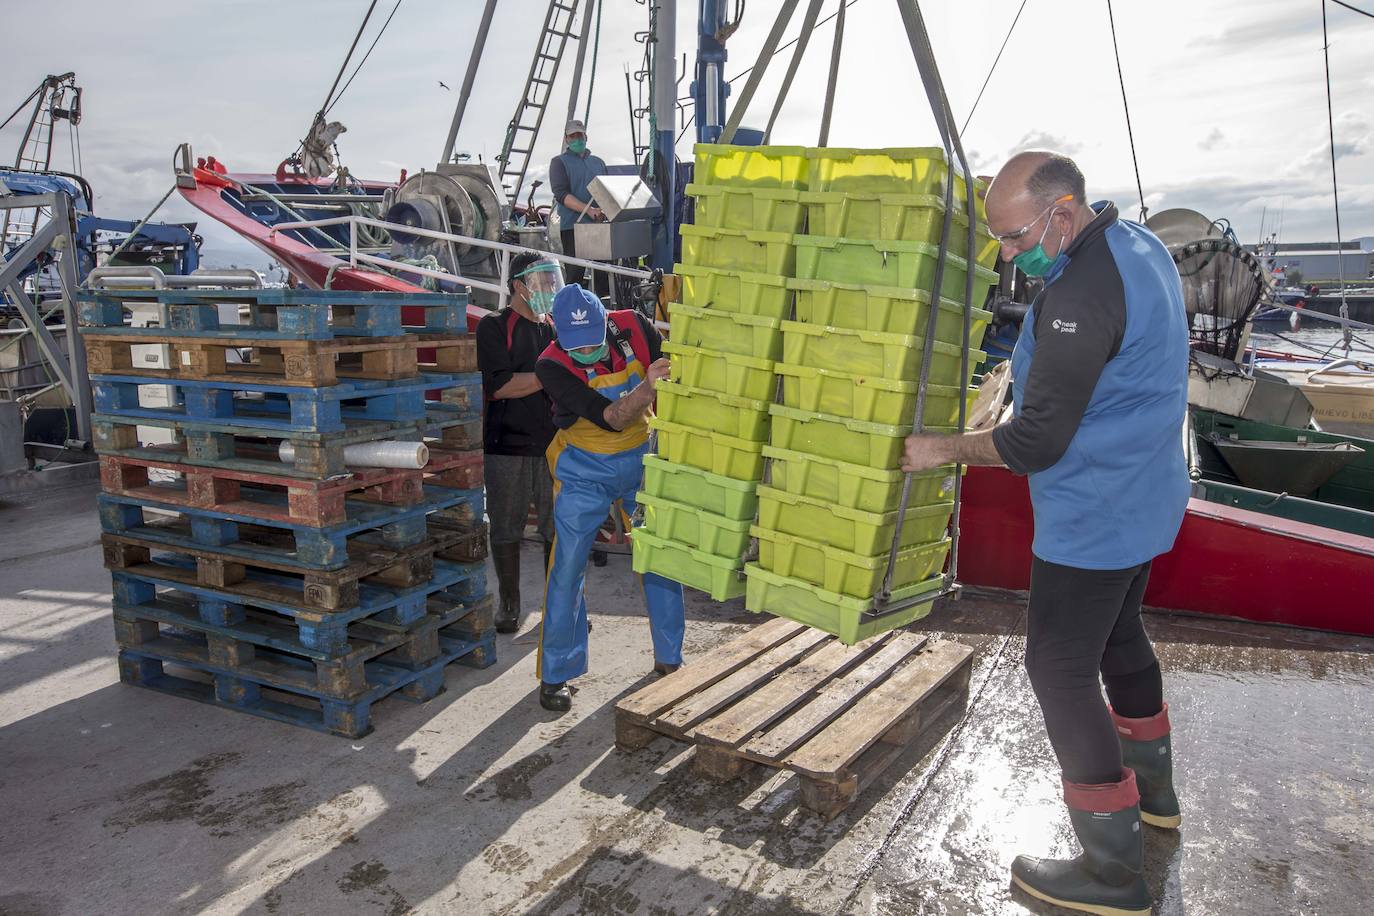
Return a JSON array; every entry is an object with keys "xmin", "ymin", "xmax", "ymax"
[
  {"xmin": 415, "ymin": 333, "xmax": 478, "ymax": 375},
  {"xmin": 615, "ymin": 618, "xmax": 973, "ymax": 819},
  {"xmin": 82, "ymin": 332, "xmax": 419, "ymax": 387},
  {"xmin": 98, "ymin": 448, "xmax": 483, "ymax": 527}
]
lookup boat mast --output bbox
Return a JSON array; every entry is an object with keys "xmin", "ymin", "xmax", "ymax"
[
  {"xmin": 441, "ymin": 0, "xmax": 501, "ymax": 166},
  {"xmin": 651, "ymin": 0, "xmax": 677, "ymax": 269}
]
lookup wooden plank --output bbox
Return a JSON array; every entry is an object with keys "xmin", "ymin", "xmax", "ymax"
[
  {"xmin": 656, "ymin": 627, "xmax": 832, "ymax": 737},
  {"xmin": 692, "ymin": 634, "xmax": 888, "ymax": 750},
  {"xmin": 740, "ymin": 632, "xmax": 928, "ymax": 762},
  {"xmin": 614, "ymin": 616, "xmax": 805, "ymax": 723},
  {"xmin": 786, "ymin": 640, "xmax": 974, "ymax": 780}
]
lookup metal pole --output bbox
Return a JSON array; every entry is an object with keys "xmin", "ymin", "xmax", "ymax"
[
  {"xmin": 819, "ymin": 0, "xmax": 847, "ymax": 146},
  {"xmin": 441, "ymin": 0, "xmax": 502, "ymax": 166},
  {"xmin": 651, "ymin": 0, "xmax": 678, "ymax": 271},
  {"xmin": 52, "ymin": 194, "xmax": 93, "ymax": 442},
  {"xmin": 566, "ymin": 0, "xmax": 597, "ymax": 124}
]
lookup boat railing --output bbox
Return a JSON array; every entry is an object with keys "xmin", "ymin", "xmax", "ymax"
[{"xmin": 268, "ymin": 213, "xmax": 654, "ymax": 311}]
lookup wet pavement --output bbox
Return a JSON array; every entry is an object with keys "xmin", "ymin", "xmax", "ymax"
[{"xmin": 1, "ymin": 479, "xmax": 1371, "ymax": 915}]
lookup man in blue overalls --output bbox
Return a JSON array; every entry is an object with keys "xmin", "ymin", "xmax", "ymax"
[
  {"xmin": 548, "ymin": 119, "xmax": 607, "ymax": 289},
  {"xmin": 532, "ymin": 284, "xmax": 684, "ymax": 713}
]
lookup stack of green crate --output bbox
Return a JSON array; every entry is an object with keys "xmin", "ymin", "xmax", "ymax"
[
  {"xmin": 744, "ymin": 147, "xmax": 1003, "ymax": 644},
  {"xmin": 632, "ymin": 144, "xmax": 808, "ymax": 601}
]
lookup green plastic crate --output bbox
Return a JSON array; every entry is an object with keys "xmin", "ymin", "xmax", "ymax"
[
  {"xmin": 756, "ymin": 484, "xmax": 951, "ymax": 554},
  {"xmin": 781, "ymin": 320, "xmax": 984, "ymax": 385},
  {"xmin": 764, "ymin": 445, "xmax": 956, "ymax": 514},
  {"xmin": 670, "ymin": 302, "xmax": 783, "ymax": 361},
  {"xmin": 744, "ymin": 562, "xmax": 942, "ymax": 645},
  {"xmin": 642, "ymin": 454, "xmax": 760, "ymax": 521},
  {"xmin": 679, "ymin": 224, "xmax": 796, "ymax": 275},
  {"xmin": 640, "ymin": 492, "xmax": 753, "ymax": 559},
  {"xmin": 693, "ymin": 143, "xmax": 809, "ymax": 189},
  {"xmin": 805, "ymin": 147, "xmax": 986, "ymax": 217},
  {"xmin": 663, "ymin": 339, "xmax": 777, "ymax": 401},
  {"xmin": 775, "ymin": 361, "xmax": 974, "ymax": 427},
  {"xmin": 753, "ymin": 525, "xmax": 951, "ymax": 599},
  {"xmin": 793, "ymin": 236, "xmax": 993, "ymax": 297},
  {"xmin": 687, "ymin": 183, "xmax": 806, "ymax": 232},
  {"xmin": 633, "ymin": 528, "xmax": 747, "ymax": 601},
  {"xmin": 768, "ymin": 403, "xmax": 952, "ymax": 469},
  {"xmin": 675, "ymin": 264, "xmax": 794, "ymax": 320},
  {"xmin": 650, "ymin": 417, "xmax": 766, "ymax": 481},
  {"xmin": 789, "ymin": 278, "xmax": 992, "ymax": 345},
  {"xmin": 655, "ymin": 380, "xmax": 771, "ymax": 442},
  {"xmin": 799, "ymin": 191, "xmax": 999, "ymax": 268}
]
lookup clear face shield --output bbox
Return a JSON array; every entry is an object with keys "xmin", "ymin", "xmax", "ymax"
[{"xmin": 515, "ymin": 258, "xmax": 566, "ymax": 317}]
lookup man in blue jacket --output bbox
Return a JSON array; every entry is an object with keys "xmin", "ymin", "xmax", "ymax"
[
  {"xmin": 902, "ymin": 151, "xmax": 1188, "ymax": 916},
  {"xmin": 548, "ymin": 119, "xmax": 607, "ymax": 288}
]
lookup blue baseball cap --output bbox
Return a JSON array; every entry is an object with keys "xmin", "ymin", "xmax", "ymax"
[{"xmin": 551, "ymin": 284, "xmax": 607, "ymax": 350}]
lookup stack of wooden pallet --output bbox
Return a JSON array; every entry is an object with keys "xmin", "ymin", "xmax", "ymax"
[{"xmin": 77, "ymin": 287, "xmax": 495, "ymax": 737}]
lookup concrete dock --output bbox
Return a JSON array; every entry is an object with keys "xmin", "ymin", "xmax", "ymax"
[{"xmin": 1, "ymin": 479, "xmax": 1370, "ymax": 915}]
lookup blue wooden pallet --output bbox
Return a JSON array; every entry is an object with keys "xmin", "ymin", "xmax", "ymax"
[
  {"xmin": 117, "ymin": 624, "xmax": 496, "ymax": 737},
  {"xmin": 90, "ymin": 371, "xmax": 471, "ymax": 434},
  {"xmin": 77, "ymin": 288, "xmax": 470, "ymax": 341},
  {"xmin": 99, "ymin": 484, "xmax": 483, "ymax": 569},
  {"xmin": 111, "ymin": 556, "xmax": 486, "ymax": 651}
]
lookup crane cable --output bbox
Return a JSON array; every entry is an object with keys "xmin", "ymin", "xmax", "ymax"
[
  {"xmin": 1105, "ymin": 0, "xmax": 1148, "ymax": 222},
  {"xmin": 316, "ymin": 0, "xmax": 380, "ymax": 120},
  {"xmin": 961, "ymin": 0, "xmax": 1028, "ymax": 135},
  {"xmin": 1322, "ymin": 0, "xmax": 1355, "ymax": 352},
  {"xmin": 327, "ymin": 0, "xmax": 405, "ymax": 116}
]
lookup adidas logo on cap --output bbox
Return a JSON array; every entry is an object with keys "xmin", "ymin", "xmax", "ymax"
[{"xmin": 571, "ymin": 308, "xmax": 588, "ymax": 324}]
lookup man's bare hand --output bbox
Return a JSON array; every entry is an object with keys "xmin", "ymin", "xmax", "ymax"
[
  {"xmin": 901, "ymin": 433, "xmax": 954, "ymax": 473},
  {"xmin": 588, "ymin": 206, "xmax": 605, "ymax": 221},
  {"xmin": 644, "ymin": 358, "xmax": 671, "ymax": 388}
]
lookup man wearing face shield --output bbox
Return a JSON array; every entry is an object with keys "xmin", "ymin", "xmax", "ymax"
[
  {"xmin": 901, "ymin": 152, "xmax": 1189, "ymax": 916},
  {"xmin": 531, "ymin": 284, "xmax": 684, "ymax": 713},
  {"xmin": 548, "ymin": 119, "xmax": 607, "ymax": 288},
  {"xmin": 475, "ymin": 252, "xmax": 564, "ymax": 634}
]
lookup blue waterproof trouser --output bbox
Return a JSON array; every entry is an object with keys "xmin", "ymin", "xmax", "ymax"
[{"xmin": 538, "ymin": 438, "xmax": 684, "ymax": 685}]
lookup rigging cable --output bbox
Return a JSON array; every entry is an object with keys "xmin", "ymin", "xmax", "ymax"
[
  {"xmin": 583, "ymin": 0, "xmax": 605, "ymax": 125},
  {"xmin": 326, "ymin": 0, "xmax": 405, "ymax": 115},
  {"xmin": 317, "ymin": 0, "xmax": 380, "ymax": 119},
  {"xmin": 961, "ymin": 0, "xmax": 1028, "ymax": 135},
  {"xmin": 1329, "ymin": 0, "xmax": 1374, "ymax": 17},
  {"xmin": 0, "ymin": 85, "xmax": 43, "ymax": 134},
  {"xmin": 1105, "ymin": 0, "xmax": 1148, "ymax": 221},
  {"xmin": 1321, "ymin": 0, "xmax": 1353, "ymax": 352}
]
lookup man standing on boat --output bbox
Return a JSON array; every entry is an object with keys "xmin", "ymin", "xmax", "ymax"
[
  {"xmin": 902, "ymin": 151, "xmax": 1188, "ymax": 916},
  {"xmin": 532, "ymin": 284, "xmax": 684, "ymax": 713},
  {"xmin": 476, "ymin": 252, "xmax": 563, "ymax": 634},
  {"xmin": 549, "ymin": 119, "xmax": 607, "ymax": 289}
]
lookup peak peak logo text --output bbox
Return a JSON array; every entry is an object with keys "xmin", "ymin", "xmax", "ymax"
[{"xmin": 1051, "ymin": 318, "xmax": 1077, "ymax": 334}]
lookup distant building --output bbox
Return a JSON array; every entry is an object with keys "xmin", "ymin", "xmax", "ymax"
[{"xmin": 1251, "ymin": 237, "xmax": 1374, "ymax": 283}]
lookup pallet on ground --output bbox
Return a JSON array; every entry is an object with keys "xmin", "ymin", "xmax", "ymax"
[
  {"xmin": 90, "ymin": 371, "xmax": 468, "ymax": 434},
  {"xmin": 614, "ymin": 617, "xmax": 973, "ymax": 818},
  {"xmin": 112, "ymin": 555, "xmax": 486, "ymax": 649},
  {"xmin": 429, "ymin": 517, "xmax": 489, "ymax": 564},
  {"xmin": 81, "ymin": 332, "xmax": 420, "ymax": 387},
  {"xmin": 98, "ymin": 483, "xmax": 481, "ymax": 568},
  {"xmin": 118, "ymin": 620, "xmax": 495, "ymax": 738},
  {"xmin": 76, "ymin": 288, "xmax": 469, "ymax": 340},
  {"xmin": 98, "ymin": 447, "xmax": 483, "ymax": 526},
  {"xmin": 414, "ymin": 333, "xmax": 478, "ymax": 374},
  {"xmin": 101, "ymin": 518, "xmax": 485, "ymax": 611}
]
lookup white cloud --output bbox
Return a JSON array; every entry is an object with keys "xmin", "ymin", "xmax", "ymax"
[{"xmin": 1198, "ymin": 128, "xmax": 1225, "ymax": 152}]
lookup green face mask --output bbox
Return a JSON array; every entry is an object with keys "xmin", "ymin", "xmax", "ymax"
[
  {"xmin": 567, "ymin": 139, "xmax": 587, "ymax": 155},
  {"xmin": 569, "ymin": 341, "xmax": 608, "ymax": 365},
  {"xmin": 527, "ymin": 289, "xmax": 556, "ymax": 317},
  {"xmin": 1012, "ymin": 210, "xmax": 1065, "ymax": 278}
]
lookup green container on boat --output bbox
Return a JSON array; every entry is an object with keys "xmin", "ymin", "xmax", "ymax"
[
  {"xmin": 763, "ymin": 445, "xmax": 957, "ymax": 514},
  {"xmin": 752, "ymin": 525, "xmax": 951, "ymax": 599},
  {"xmin": 670, "ymin": 302, "xmax": 783, "ymax": 361},
  {"xmin": 793, "ymin": 236, "xmax": 995, "ymax": 299},
  {"xmin": 642, "ymin": 454, "xmax": 759, "ymax": 521},
  {"xmin": 744, "ymin": 562, "xmax": 943, "ymax": 645},
  {"xmin": 781, "ymin": 320, "xmax": 983, "ymax": 385},
  {"xmin": 804, "ymin": 147, "xmax": 986, "ymax": 216},
  {"xmin": 693, "ymin": 143, "xmax": 809, "ymax": 189},
  {"xmin": 650, "ymin": 417, "xmax": 766, "ymax": 481},
  {"xmin": 664, "ymin": 339, "xmax": 777, "ymax": 402},
  {"xmin": 799, "ymin": 191, "xmax": 999, "ymax": 268},
  {"xmin": 633, "ymin": 528, "xmax": 747, "ymax": 601},
  {"xmin": 774, "ymin": 361, "xmax": 974, "ymax": 427},
  {"xmin": 639, "ymin": 492, "xmax": 753, "ymax": 559},
  {"xmin": 679, "ymin": 224, "xmax": 796, "ymax": 275},
  {"xmin": 756, "ymin": 484, "xmax": 951, "ymax": 555},
  {"xmin": 675, "ymin": 264, "xmax": 794, "ymax": 320},
  {"xmin": 789, "ymin": 278, "xmax": 992, "ymax": 346},
  {"xmin": 655, "ymin": 380, "xmax": 771, "ymax": 442},
  {"xmin": 687, "ymin": 183, "xmax": 806, "ymax": 233}
]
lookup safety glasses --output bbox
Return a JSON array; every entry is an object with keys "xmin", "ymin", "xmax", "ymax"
[{"xmin": 992, "ymin": 194, "xmax": 1073, "ymax": 244}]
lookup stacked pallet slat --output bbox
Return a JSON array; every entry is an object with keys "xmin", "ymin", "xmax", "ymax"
[
  {"xmin": 631, "ymin": 145, "xmax": 810, "ymax": 599},
  {"xmin": 77, "ymin": 287, "xmax": 495, "ymax": 737},
  {"xmin": 743, "ymin": 146, "xmax": 1003, "ymax": 643}
]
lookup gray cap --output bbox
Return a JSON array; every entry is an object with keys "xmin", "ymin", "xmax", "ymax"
[{"xmin": 564, "ymin": 119, "xmax": 587, "ymax": 136}]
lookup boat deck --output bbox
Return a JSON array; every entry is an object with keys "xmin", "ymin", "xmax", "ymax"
[{"xmin": 1, "ymin": 479, "xmax": 1370, "ymax": 915}]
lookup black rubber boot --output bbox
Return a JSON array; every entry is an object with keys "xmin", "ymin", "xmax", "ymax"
[
  {"xmin": 1011, "ymin": 769, "xmax": 1153, "ymax": 916},
  {"xmin": 539, "ymin": 681, "xmax": 571, "ymax": 712},
  {"xmin": 653, "ymin": 661, "xmax": 681, "ymax": 677},
  {"xmin": 492, "ymin": 541, "xmax": 522, "ymax": 634},
  {"xmin": 1113, "ymin": 703, "xmax": 1181, "ymax": 829}
]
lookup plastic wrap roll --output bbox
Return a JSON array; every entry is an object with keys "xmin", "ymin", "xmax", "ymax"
[{"xmin": 278, "ymin": 440, "xmax": 430, "ymax": 469}]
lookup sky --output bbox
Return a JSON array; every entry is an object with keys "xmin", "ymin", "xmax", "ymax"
[{"xmin": 2, "ymin": 0, "xmax": 1371, "ymax": 269}]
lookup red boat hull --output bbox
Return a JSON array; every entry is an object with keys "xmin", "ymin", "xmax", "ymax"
[{"xmin": 958, "ymin": 465, "xmax": 1374, "ymax": 636}]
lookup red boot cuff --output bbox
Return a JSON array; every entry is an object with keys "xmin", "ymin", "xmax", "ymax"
[
  {"xmin": 1062, "ymin": 768, "xmax": 1141, "ymax": 813},
  {"xmin": 1110, "ymin": 702, "xmax": 1171, "ymax": 742}
]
